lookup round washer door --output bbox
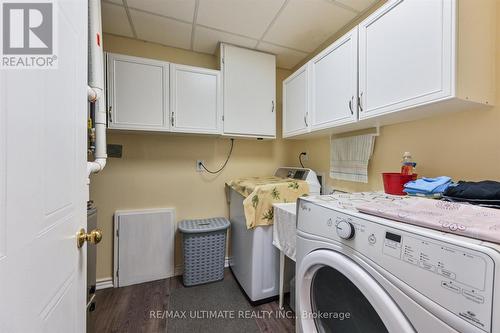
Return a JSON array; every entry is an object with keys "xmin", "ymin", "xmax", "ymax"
[{"xmin": 297, "ymin": 250, "xmax": 415, "ymax": 333}]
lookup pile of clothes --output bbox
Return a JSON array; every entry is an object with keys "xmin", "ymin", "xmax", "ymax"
[
  {"xmin": 403, "ymin": 176, "xmax": 452, "ymax": 198},
  {"xmin": 443, "ymin": 180, "xmax": 500, "ymax": 209},
  {"xmin": 404, "ymin": 177, "xmax": 500, "ymax": 209}
]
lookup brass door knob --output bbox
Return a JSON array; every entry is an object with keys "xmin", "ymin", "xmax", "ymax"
[{"xmin": 77, "ymin": 228, "xmax": 103, "ymax": 248}]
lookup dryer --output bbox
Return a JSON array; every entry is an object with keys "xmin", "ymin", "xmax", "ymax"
[{"xmin": 296, "ymin": 195, "xmax": 500, "ymax": 333}]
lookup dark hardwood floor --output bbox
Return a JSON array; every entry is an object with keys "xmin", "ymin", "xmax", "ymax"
[{"xmin": 94, "ymin": 269, "xmax": 295, "ymax": 333}]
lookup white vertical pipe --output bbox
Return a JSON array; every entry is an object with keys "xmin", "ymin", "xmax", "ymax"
[{"xmin": 87, "ymin": 0, "xmax": 107, "ymax": 177}]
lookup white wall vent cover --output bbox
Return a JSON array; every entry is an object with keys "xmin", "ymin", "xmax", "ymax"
[{"xmin": 113, "ymin": 208, "xmax": 175, "ymax": 287}]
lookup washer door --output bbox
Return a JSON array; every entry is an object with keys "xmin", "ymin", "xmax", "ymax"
[{"xmin": 298, "ymin": 250, "xmax": 415, "ymax": 333}]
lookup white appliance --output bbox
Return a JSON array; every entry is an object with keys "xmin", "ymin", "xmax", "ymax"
[
  {"xmin": 296, "ymin": 195, "xmax": 500, "ymax": 333},
  {"xmin": 229, "ymin": 167, "xmax": 320, "ymax": 303}
]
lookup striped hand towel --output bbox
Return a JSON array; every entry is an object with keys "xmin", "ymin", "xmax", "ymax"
[{"xmin": 330, "ymin": 134, "xmax": 375, "ymax": 183}]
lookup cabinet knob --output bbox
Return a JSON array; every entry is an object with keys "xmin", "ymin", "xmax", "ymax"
[
  {"xmin": 271, "ymin": 101, "xmax": 275, "ymax": 113},
  {"xmin": 358, "ymin": 92, "xmax": 364, "ymax": 112},
  {"xmin": 349, "ymin": 96, "xmax": 354, "ymax": 115},
  {"xmin": 304, "ymin": 114, "xmax": 308, "ymax": 127}
]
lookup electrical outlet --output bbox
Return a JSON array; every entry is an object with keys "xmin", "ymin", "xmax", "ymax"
[
  {"xmin": 196, "ymin": 160, "xmax": 205, "ymax": 172},
  {"xmin": 302, "ymin": 151, "xmax": 309, "ymax": 161}
]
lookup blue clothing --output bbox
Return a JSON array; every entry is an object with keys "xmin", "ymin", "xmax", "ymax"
[{"xmin": 404, "ymin": 176, "xmax": 452, "ymax": 195}]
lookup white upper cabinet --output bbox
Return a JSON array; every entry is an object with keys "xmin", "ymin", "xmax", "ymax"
[
  {"xmin": 221, "ymin": 44, "xmax": 276, "ymax": 138},
  {"xmin": 310, "ymin": 27, "xmax": 358, "ymax": 130},
  {"xmin": 283, "ymin": 64, "xmax": 309, "ymax": 138},
  {"xmin": 282, "ymin": 0, "xmax": 495, "ymax": 138},
  {"xmin": 107, "ymin": 53, "xmax": 169, "ymax": 131},
  {"xmin": 358, "ymin": 0, "xmax": 453, "ymax": 119},
  {"xmin": 170, "ymin": 64, "xmax": 221, "ymax": 134}
]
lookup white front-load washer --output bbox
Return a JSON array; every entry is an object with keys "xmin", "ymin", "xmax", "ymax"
[{"xmin": 296, "ymin": 195, "xmax": 500, "ymax": 333}]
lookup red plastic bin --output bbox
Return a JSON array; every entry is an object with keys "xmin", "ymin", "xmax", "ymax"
[{"xmin": 382, "ymin": 173, "xmax": 418, "ymax": 195}]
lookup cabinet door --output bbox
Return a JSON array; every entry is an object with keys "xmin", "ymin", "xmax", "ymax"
[
  {"xmin": 310, "ymin": 27, "xmax": 358, "ymax": 131},
  {"xmin": 107, "ymin": 53, "xmax": 169, "ymax": 131},
  {"xmin": 170, "ymin": 64, "xmax": 221, "ymax": 134},
  {"xmin": 222, "ymin": 44, "xmax": 276, "ymax": 138},
  {"xmin": 283, "ymin": 64, "xmax": 309, "ymax": 138},
  {"xmin": 358, "ymin": 0, "xmax": 454, "ymax": 119}
]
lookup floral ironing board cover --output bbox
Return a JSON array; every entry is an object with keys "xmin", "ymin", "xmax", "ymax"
[{"xmin": 226, "ymin": 176, "xmax": 309, "ymax": 229}]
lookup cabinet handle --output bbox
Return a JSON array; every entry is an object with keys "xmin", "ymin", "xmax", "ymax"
[
  {"xmin": 348, "ymin": 96, "xmax": 354, "ymax": 115},
  {"xmin": 271, "ymin": 101, "xmax": 275, "ymax": 113},
  {"xmin": 358, "ymin": 92, "xmax": 364, "ymax": 112},
  {"xmin": 108, "ymin": 106, "xmax": 112, "ymax": 123},
  {"xmin": 171, "ymin": 112, "xmax": 174, "ymax": 127},
  {"xmin": 304, "ymin": 113, "xmax": 308, "ymax": 127}
]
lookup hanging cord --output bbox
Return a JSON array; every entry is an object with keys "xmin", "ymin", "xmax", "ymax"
[
  {"xmin": 299, "ymin": 152, "xmax": 307, "ymax": 168},
  {"xmin": 200, "ymin": 139, "xmax": 235, "ymax": 174}
]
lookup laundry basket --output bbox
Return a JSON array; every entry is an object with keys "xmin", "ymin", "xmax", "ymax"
[{"xmin": 178, "ymin": 217, "xmax": 230, "ymax": 286}]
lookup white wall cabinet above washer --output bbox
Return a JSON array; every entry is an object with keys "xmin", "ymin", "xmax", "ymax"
[
  {"xmin": 107, "ymin": 53, "xmax": 169, "ymax": 131},
  {"xmin": 310, "ymin": 27, "xmax": 358, "ymax": 131},
  {"xmin": 358, "ymin": 0, "xmax": 452, "ymax": 119},
  {"xmin": 283, "ymin": 63, "xmax": 309, "ymax": 138},
  {"xmin": 220, "ymin": 44, "xmax": 276, "ymax": 139},
  {"xmin": 169, "ymin": 64, "xmax": 221, "ymax": 135},
  {"xmin": 358, "ymin": 0, "xmax": 495, "ymax": 121},
  {"xmin": 283, "ymin": 0, "xmax": 495, "ymax": 139}
]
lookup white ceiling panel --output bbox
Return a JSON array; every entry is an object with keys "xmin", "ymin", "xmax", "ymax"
[
  {"xmin": 263, "ymin": 0, "xmax": 357, "ymax": 52},
  {"xmin": 101, "ymin": 2, "xmax": 134, "ymax": 37},
  {"xmin": 126, "ymin": 0, "xmax": 196, "ymax": 23},
  {"xmin": 197, "ymin": 0, "xmax": 286, "ymax": 39},
  {"xmin": 130, "ymin": 9, "xmax": 192, "ymax": 49},
  {"xmin": 257, "ymin": 42, "xmax": 308, "ymax": 69},
  {"xmin": 333, "ymin": 0, "xmax": 378, "ymax": 12},
  {"xmin": 193, "ymin": 26, "xmax": 258, "ymax": 54}
]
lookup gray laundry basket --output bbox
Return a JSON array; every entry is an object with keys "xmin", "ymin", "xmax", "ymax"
[{"xmin": 178, "ymin": 217, "xmax": 230, "ymax": 287}]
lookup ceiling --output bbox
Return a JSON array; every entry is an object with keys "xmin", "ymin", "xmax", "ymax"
[{"xmin": 101, "ymin": 0, "xmax": 378, "ymax": 69}]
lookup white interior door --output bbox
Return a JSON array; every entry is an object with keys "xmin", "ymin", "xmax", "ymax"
[
  {"xmin": 170, "ymin": 64, "xmax": 221, "ymax": 134},
  {"xmin": 0, "ymin": 2, "xmax": 88, "ymax": 332},
  {"xmin": 310, "ymin": 27, "xmax": 358, "ymax": 131}
]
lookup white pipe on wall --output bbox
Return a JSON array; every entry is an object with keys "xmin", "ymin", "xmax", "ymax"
[{"xmin": 87, "ymin": 0, "xmax": 107, "ymax": 178}]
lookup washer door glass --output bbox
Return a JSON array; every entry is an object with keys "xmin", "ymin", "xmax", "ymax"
[{"xmin": 311, "ymin": 266, "xmax": 388, "ymax": 333}]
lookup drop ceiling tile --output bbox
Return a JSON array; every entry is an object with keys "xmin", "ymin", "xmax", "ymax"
[
  {"xmin": 130, "ymin": 9, "xmax": 192, "ymax": 49},
  {"xmin": 257, "ymin": 42, "xmax": 308, "ymax": 69},
  {"xmin": 193, "ymin": 26, "xmax": 258, "ymax": 54},
  {"xmin": 333, "ymin": 0, "xmax": 378, "ymax": 12},
  {"xmin": 197, "ymin": 0, "xmax": 286, "ymax": 39},
  {"xmin": 101, "ymin": 2, "xmax": 134, "ymax": 37},
  {"xmin": 263, "ymin": 0, "xmax": 357, "ymax": 53},
  {"xmin": 126, "ymin": 0, "xmax": 196, "ymax": 22}
]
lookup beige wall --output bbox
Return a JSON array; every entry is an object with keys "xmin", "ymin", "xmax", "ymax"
[
  {"xmin": 92, "ymin": 34, "xmax": 290, "ymax": 279},
  {"xmin": 286, "ymin": 1, "xmax": 500, "ymax": 192},
  {"xmin": 96, "ymin": 5, "xmax": 499, "ymax": 280}
]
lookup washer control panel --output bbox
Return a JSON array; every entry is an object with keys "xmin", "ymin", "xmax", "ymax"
[{"xmin": 297, "ymin": 201, "xmax": 496, "ymax": 332}]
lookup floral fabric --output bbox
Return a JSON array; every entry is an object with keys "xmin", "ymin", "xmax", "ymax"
[{"xmin": 226, "ymin": 176, "xmax": 309, "ymax": 229}]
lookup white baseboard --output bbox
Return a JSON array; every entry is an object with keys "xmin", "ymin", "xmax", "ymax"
[
  {"xmin": 96, "ymin": 277, "xmax": 114, "ymax": 290},
  {"xmin": 174, "ymin": 257, "xmax": 230, "ymax": 277}
]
